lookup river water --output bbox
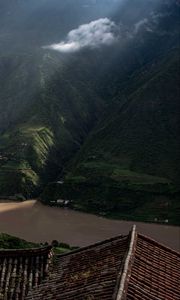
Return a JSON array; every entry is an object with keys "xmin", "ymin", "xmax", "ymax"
[{"xmin": 0, "ymin": 200, "xmax": 179, "ymax": 251}]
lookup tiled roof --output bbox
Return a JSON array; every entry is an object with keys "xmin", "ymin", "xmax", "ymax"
[
  {"xmin": 125, "ymin": 234, "xmax": 180, "ymax": 300},
  {"xmin": 26, "ymin": 235, "xmax": 129, "ymax": 300},
  {"xmin": 26, "ymin": 226, "xmax": 180, "ymax": 300},
  {"xmin": 0, "ymin": 246, "xmax": 52, "ymax": 300},
  {"xmin": 1, "ymin": 227, "xmax": 179, "ymax": 300}
]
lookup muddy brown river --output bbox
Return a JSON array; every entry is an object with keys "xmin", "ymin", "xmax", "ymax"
[{"xmin": 0, "ymin": 200, "xmax": 179, "ymax": 251}]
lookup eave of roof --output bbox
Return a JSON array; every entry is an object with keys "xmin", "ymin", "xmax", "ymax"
[
  {"xmin": 0, "ymin": 246, "xmax": 53, "ymax": 300},
  {"xmin": 0, "ymin": 246, "xmax": 52, "ymax": 257}
]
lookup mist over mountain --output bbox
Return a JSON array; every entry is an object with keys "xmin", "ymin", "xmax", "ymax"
[{"xmin": 0, "ymin": 0, "xmax": 179, "ymax": 224}]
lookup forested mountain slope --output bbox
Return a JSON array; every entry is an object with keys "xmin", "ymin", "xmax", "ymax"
[
  {"xmin": 51, "ymin": 49, "xmax": 179, "ymax": 225},
  {"xmin": 0, "ymin": 50, "xmax": 104, "ymax": 197}
]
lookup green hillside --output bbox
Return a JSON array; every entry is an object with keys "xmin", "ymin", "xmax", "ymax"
[
  {"xmin": 42, "ymin": 49, "xmax": 180, "ymax": 225},
  {"xmin": 0, "ymin": 55, "xmax": 104, "ymax": 197}
]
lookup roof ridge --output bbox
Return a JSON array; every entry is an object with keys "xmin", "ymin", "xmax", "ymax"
[
  {"xmin": 138, "ymin": 233, "xmax": 180, "ymax": 256},
  {"xmin": 56, "ymin": 234, "xmax": 128, "ymax": 258},
  {"xmin": 115, "ymin": 225, "xmax": 137, "ymax": 300}
]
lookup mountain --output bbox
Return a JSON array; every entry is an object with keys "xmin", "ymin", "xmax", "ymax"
[
  {"xmin": 0, "ymin": 0, "xmax": 110, "ymax": 197},
  {"xmin": 0, "ymin": 0, "xmax": 179, "ymax": 223},
  {"xmin": 0, "ymin": 50, "xmax": 104, "ymax": 197},
  {"xmin": 50, "ymin": 49, "xmax": 179, "ymax": 225},
  {"xmin": 41, "ymin": 1, "xmax": 180, "ymax": 225}
]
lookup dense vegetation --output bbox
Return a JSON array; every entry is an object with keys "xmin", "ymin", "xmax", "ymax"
[{"xmin": 0, "ymin": 0, "xmax": 179, "ymax": 224}]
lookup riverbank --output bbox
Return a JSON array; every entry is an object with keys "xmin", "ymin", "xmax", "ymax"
[{"xmin": 0, "ymin": 200, "xmax": 179, "ymax": 251}]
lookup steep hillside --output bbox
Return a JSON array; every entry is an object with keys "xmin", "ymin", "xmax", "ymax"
[
  {"xmin": 43, "ymin": 49, "xmax": 180, "ymax": 225},
  {"xmin": 0, "ymin": 50, "xmax": 104, "ymax": 197},
  {"xmin": 0, "ymin": 0, "xmax": 123, "ymax": 197},
  {"xmin": 41, "ymin": 1, "xmax": 180, "ymax": 222}
]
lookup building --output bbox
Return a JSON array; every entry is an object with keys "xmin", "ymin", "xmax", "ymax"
[{"xmin": 0, "ymin": 226, "xmax": 180, "ymax": 299}]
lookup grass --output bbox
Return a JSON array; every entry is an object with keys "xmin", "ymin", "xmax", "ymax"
[
  {"xmin": 0, "ymin": 233, "xmax": 39, "ymax": 249},
  {"xmin": 53, "ymin": 247, "xmax": 71, "ymax": 254}
]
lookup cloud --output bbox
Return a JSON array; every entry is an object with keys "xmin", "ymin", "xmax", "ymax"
[
  {"xmin": 44, "ymin": 18, "xmax": 118, "ymax": 53},
  {"xmin": 134, "ymin": 12, "xmax": 164, "ymax": 35},
  {"xmin": 134, "ymin": 18, "xmax": 149, "ymax": 34}
]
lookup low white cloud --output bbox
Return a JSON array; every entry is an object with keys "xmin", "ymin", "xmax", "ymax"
[{"xmin": 44, "ymin": 18, "xmax": 118, "ymax": 53}]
